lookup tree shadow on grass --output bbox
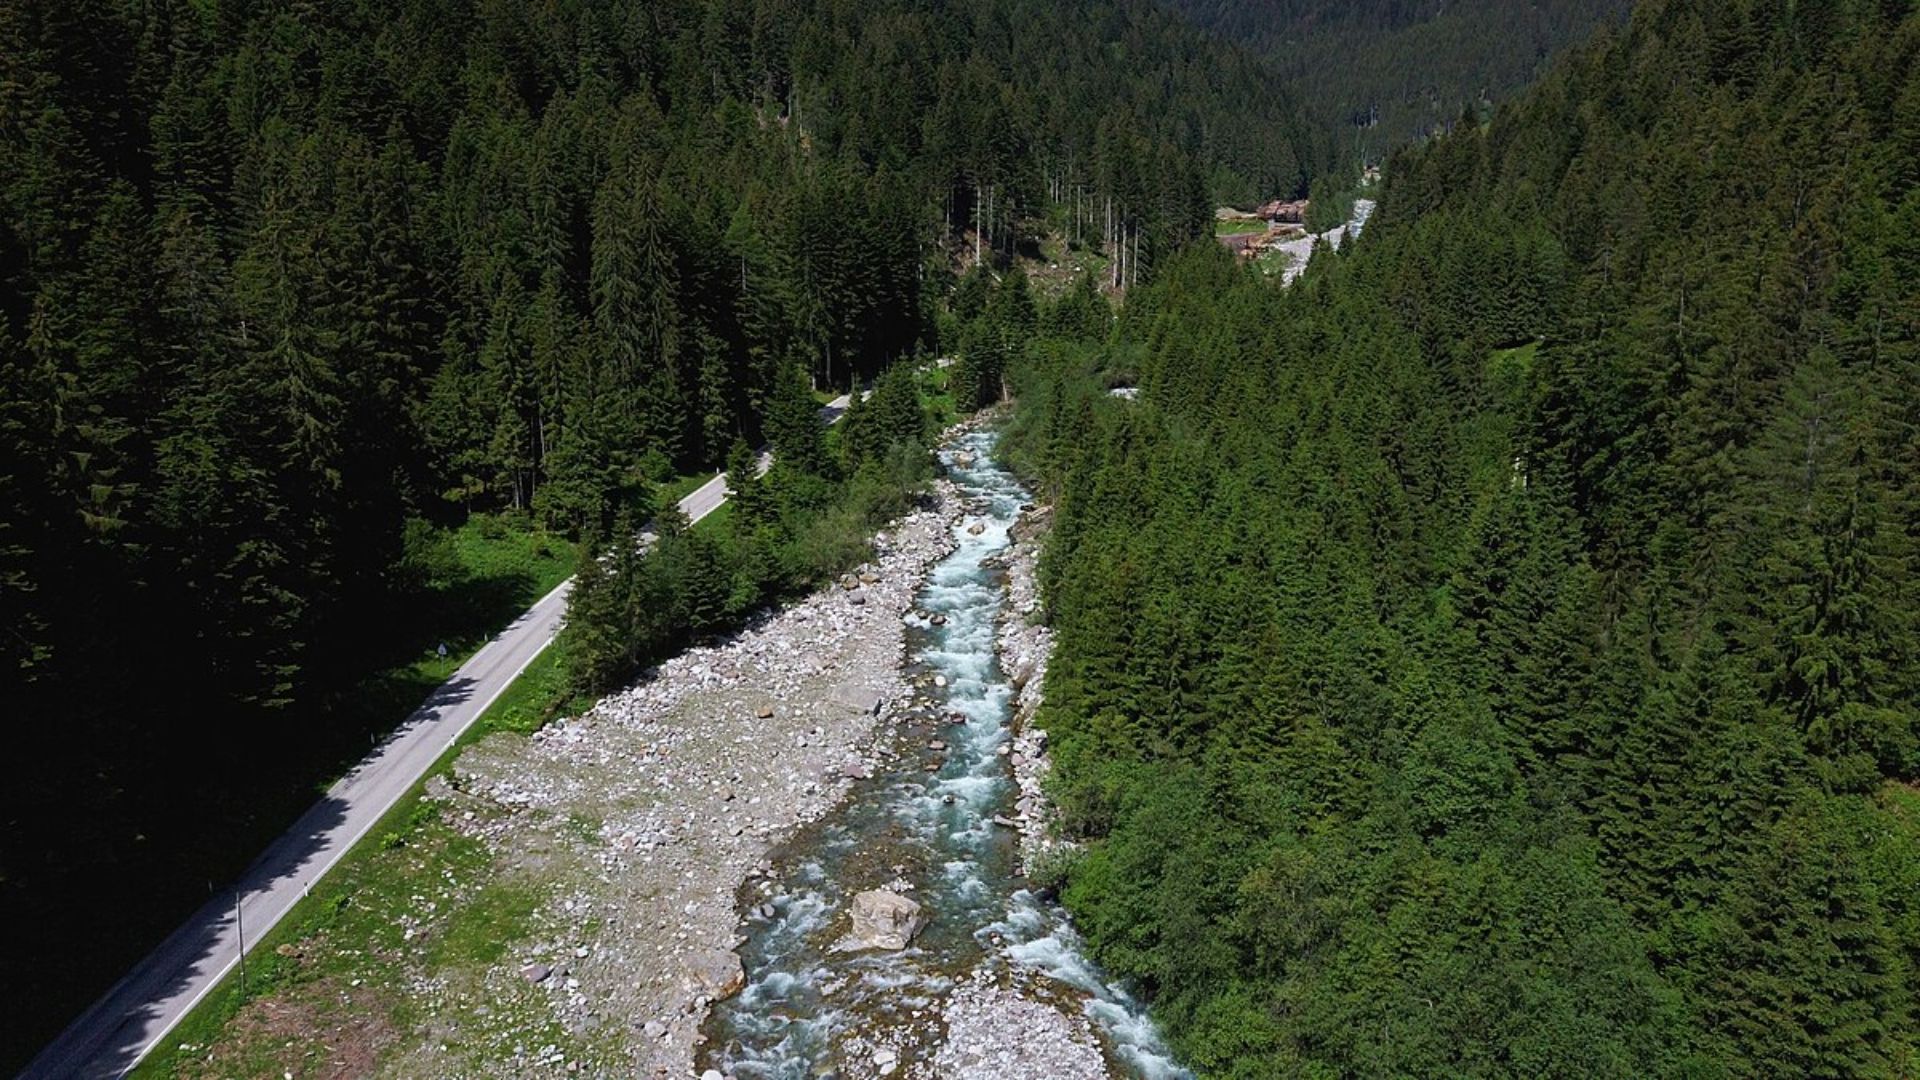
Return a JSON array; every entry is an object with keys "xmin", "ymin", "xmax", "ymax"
[
  {"xmin": 15, "ymin": 791, "xmax": 351, "ymax": 1079},
  {"xmin": 312, "ymin": 565, "xmax": 549, "ymax": 771},
  {"xmin": 19, "ymin": 668, "xmax": 494, "ymax": 1077}
]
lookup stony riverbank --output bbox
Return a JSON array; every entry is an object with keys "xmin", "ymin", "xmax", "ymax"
[
  {"xmin": 934, "ymin": 971, "xmax": 1108, "ymax": 1079},
  {"xmin": 392, "ymin": 479, "xmax": 965, "ymax": 1078},
  {"xmin": 993, "ymin": 500, "xmax": 1063, "ymax": 874}
]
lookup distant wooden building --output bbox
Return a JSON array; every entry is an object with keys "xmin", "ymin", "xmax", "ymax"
[{"xmin": 1256, "ymin": 199, "xmax": 1309, "ymax": 224}]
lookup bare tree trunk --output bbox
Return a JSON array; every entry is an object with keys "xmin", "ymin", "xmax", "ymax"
[
  {"xmin": 1106, "ymin": 198, "xmax": 1115, "ymax": 288},
  {"xmin": 975, "ymin": 180, "xmax": 984, "ymax": 267},
  {"xmin": 986, "ymin": 184, "xmax": 995, "ymax": 263}
]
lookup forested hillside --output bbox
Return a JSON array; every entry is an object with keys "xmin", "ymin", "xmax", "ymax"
[
  {"xmin": 1164, "ymin": 0, "xmax": 1630, "ymax": 162},
  {"xmin": 0, "ymin": 0, "xmax": 1318, "ymax": 1065},
  {"xmin": 1009, "ymin": 0, "xmax": 1920, "ymax": 1073}
]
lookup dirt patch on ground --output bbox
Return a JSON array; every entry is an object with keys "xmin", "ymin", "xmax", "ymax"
[{"xmin": 180, "ymin": 975, "xmax": 399, "ymax": 1080}]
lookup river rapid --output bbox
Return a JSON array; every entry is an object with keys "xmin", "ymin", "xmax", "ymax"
[{"xmin": 700, "ymin": 431, "xmax": 1188, "ymax": 1079}]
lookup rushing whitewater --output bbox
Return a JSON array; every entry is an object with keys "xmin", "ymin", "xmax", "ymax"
[{"xmin": 702, "ymin": 431, "xmax": 1187, "ymax": 1079}]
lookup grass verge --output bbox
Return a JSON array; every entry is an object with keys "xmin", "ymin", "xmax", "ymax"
[{"xmin": 1214, "ymin": 217, "xmax": 1269, "ymax": 235}]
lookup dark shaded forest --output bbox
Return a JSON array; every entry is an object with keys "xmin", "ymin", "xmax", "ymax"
[
  {"xmin": 0, "ymin": 0, "xmax": 1318, "ymax": 1065},
  {"xmin": 1165, "ymin": 0, "xmax": 1632, "ymax": 162},
  {"xmin": 1007, "ymin": 0, "xmax": 1920, "ymax": 1074}
]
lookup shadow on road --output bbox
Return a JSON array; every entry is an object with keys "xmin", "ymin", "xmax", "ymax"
[
  {"xmin": 19, "ymin": 791, "xmax": 349, "ymax": 1079},
  {"xmin": 22, "ymin": 670, "xmax": 491, "ymax": 1078}
]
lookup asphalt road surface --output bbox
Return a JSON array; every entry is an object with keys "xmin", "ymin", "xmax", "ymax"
[{"xmin": 24, "ymin": 392, "xmax": 856, "ymax": 1079}]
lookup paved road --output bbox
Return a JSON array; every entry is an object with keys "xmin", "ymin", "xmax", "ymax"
[{"xmin": 24, "ymin": 392, "xmax": 856, "ymax": 1079}]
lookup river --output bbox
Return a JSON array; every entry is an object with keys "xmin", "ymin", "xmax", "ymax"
[{"xmin": 700, "ymin": 430, "xmax": 1188, "ymax": 1079}]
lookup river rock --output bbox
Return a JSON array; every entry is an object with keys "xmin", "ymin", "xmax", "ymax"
[
  {"xmin": 831, "ymin": 684, "xmax": 886, "ymax": 715},
  {"xmin": 967, "ymin": 521, "xmax": 987, "ymax": 535},
  {"xmin": 684, "ymin": 948, "xmax": 746, "ymax": 1000},
  {"xmin": 834, "ymin": 888, "xmax": 926, "ymax": 951}
]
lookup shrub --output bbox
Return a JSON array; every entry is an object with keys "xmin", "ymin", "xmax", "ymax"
[{"xmin": 396, "ymin": 517, "xmax": 462, "ymax": 591}]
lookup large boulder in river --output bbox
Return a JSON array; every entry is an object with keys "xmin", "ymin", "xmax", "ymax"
[{"xmin": 834, "ymin": 888, "xmax": 927, "ymax": 951}]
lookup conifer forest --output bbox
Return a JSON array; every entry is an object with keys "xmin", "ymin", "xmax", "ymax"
[{"xmin": 4, "ymin": 0, "xmax": 1919, "ymax": 1077}]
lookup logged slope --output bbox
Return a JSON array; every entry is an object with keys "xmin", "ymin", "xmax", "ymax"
[
  {"xmin": 0, "ymin": 0, "xmax": 1315, "ymax": 1069},
  {"xmin": 1165, "ymin": 0, "xmax": 1629, "ymax": 160},
  {"xmin": 1006, "ymin": 0, "xmax": 1920, "ymax": 1074}
]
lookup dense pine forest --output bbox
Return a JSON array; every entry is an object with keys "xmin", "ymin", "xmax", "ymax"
[
  {"xmin": 1165, "ymin": 0, "xmax": 1632, "ymax": 162},
  {"xmin": 1007, "ymin": 0, "xmax": 1920, "ymax": 1074},
  {"xmin": 13, "ymin": 0, "xmax": 1920, "ymax": 1073},
  {"xmin": 0, "ymin": 0, "xmax": 1320, "ymax": 1065}
]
